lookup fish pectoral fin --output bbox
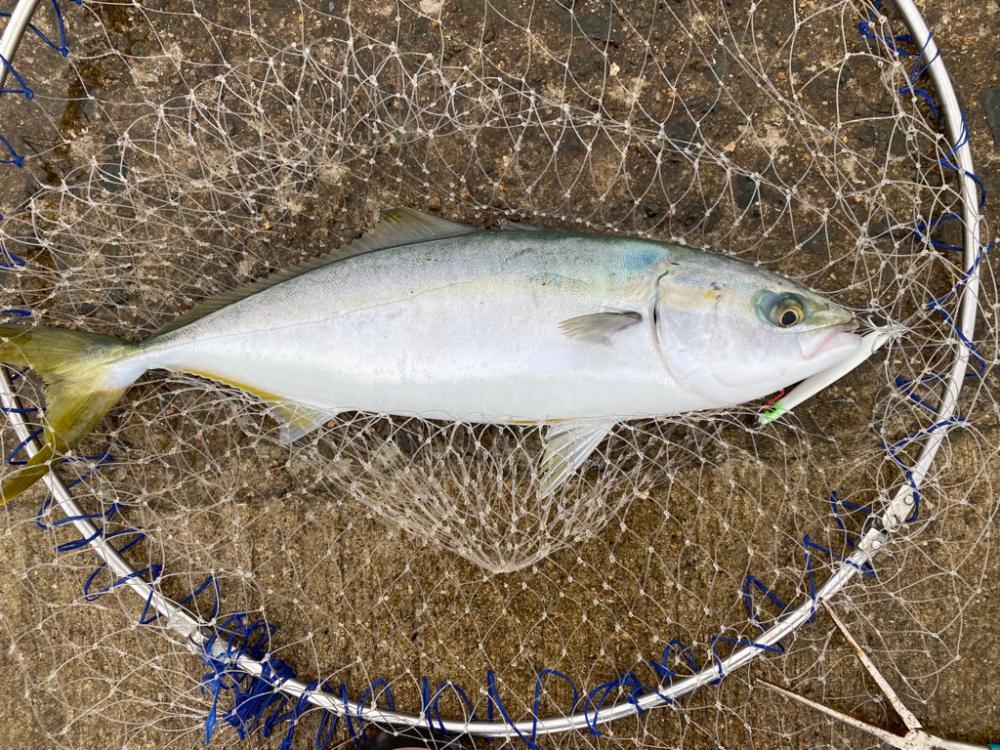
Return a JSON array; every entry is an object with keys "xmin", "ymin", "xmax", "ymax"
[
  {"xmin": 538, "ymin": 420, "xmax": 616, "ymax": 498},
  {"xmin": 558, "ymin": 311, "xmax": 643, "ymax": 344},
  {"xmin": 268, "ymin": 401, "xmax": 337, "ymax": 445}
]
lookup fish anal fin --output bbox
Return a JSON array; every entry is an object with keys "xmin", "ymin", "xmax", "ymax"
[
  {"xmin": 538, "ymin": 419, "xmax": 616, "ymax": 498},
  {"xmin": 269, "ymin": 402, "xmax": 336, "ymax": 445},
  {"xmin": 559, "ymin": 311, "xmax": 643, "ymax": 344},
  {"xmin": 183, "ymin": 369, "xmax": 334, "ymax": 444},
  {"xmin": 154, "ymin": 208, "xmax": 477, "ymax": 337}
]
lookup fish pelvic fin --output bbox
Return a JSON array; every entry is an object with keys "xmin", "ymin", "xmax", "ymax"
[
  {"xmin": 538, "ymin": 419, "xmax": 616, "ymax": 498},
  {"xmin": 0, "ymin": 324, "xmax": 138, "ymax": 505}
]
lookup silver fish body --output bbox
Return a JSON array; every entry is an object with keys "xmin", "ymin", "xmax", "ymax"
[
  {"xmin": 137, "ymin": 223, "xmax": 859, "ymax": 426},
  {"xmin": 144, "ymin": 234, "xmax": 711, "ymax": 423},
  {"xmin": 0, "ymin": 209, "xmax": 863, "ymax": 501}
]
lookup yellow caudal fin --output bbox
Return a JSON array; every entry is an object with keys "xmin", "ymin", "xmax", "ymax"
[{"xmin": 0, "ymin": 324, "xmax": 137, "ymax": 505}]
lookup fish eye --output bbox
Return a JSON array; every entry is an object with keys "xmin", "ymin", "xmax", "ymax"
[{"xmin": 770, "ymin": 294, "xmax": 805, "ymax": 328}]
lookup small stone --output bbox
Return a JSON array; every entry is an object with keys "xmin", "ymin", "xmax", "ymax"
[
  {"xmin": 97, "ymin": 139, "xmax": 127, "ymax": 192},
  {"xmin": 563, "ymin": 10, "xmax": 620, "ymax": 46},
  {"xmin": 572, "ymin": 48, "xmax": 607, "ymax": 80},
  {"xmin": 222, "ymin": 110, "xmax": 246, "ymax": 137},
  {"xmin": 855, "ymin": 125, "xmax": 877, "ymax": 148},
  {"xmin": 709, "ymin": 47, "xmax": 730, "ymax": 83},
  {"xmin": 427, "ymin": 195, "xmax": 442, "ymax": 211},
  {"xmin": 410, "ymin": 16, "xmax": 434, "ymax": 42},
  {"xmin": 662, "ymin": 120, "xmax": 698, "ymax": 145},
  {"xmin": 801, "ymin": 228, "xmax": 827, "ymax": 254},
  {"xmin": 687, "ymin": 95, "xmax": 718, "ymax": 116},
  {"xmin": 930, "ymin": 216, "xmax": 963, "ymax": 251},
  {"xmin": 882, "ymin": 125, "xmax": 909, "ymax": 158},
  {"xmin": 734, "ymin": 174, "xmax": 758, "ymax": 210}
]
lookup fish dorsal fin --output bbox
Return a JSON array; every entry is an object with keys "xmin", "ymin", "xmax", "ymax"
[
  {"xmin": 359, "ymin": 207, "xmax": 476, "ymax": 248},
  {"xmin": 537, "ymin": 419, "xmax": 617, "ymax": 498},
  {"xmin": 154, "ymin": 208, "xmax": 476, "ymax": 336}
]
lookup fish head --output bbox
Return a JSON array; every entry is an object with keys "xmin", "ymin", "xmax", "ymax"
[{"xmin": 653, "ymin": 257, "xmax": 863, "ymax": 407}]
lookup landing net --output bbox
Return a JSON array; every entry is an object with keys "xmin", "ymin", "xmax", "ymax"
[{"xmin": 0, "ymin": 1, "xmax": 994, "ymax": 748}]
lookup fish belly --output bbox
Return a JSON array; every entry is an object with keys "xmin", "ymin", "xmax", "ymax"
[{"xmin": 143, "ymin": 233, "xmax": 707, "ymax": 423}]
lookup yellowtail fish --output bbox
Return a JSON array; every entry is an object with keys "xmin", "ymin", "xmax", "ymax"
[{"xmin": 0, "ymin": 208, "xmax": 862, "ymax": 501}]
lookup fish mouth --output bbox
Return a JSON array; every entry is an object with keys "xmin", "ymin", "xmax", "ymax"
[
  {"xmin": 808, "ymin": 304, "xmax": 857, "ymax": 329},
  {"xmin": 802, "ymin": 318, "xmax": 862, "ymax": 360}
]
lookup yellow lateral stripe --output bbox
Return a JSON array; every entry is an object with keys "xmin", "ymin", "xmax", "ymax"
[
  {"xmin": 184, "ymin": 369, "xmax": 285, "ymax": 403},
  {"xmin": 183, "ymin": 369, "xmax": 320, "ymax": 432}
]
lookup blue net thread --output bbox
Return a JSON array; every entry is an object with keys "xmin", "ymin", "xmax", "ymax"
[{"xmin": 0, "ymin": 0, "xmax": 72, "ymax": 57}]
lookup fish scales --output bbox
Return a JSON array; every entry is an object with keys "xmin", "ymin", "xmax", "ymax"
[{"xmin": 142, "ymin": 233, "xmax": 703, "ymax": 423}]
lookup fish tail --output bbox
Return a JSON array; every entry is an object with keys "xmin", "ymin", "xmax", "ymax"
[{"xmin": 0, "ymin": 324, "xmax": 139, "ymax": 505}]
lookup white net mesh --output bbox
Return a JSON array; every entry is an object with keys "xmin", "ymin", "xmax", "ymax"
[{"xmin": 0, "ymin": 0, "xmax": 996, "ymax": 748}]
